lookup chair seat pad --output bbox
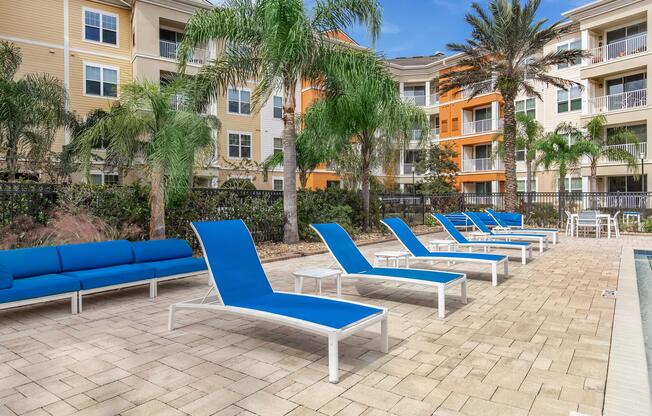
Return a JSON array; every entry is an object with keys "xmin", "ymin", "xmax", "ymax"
[
  {"xmin": 421, "ymin": 252, "xmax": 506, "ymax": 262},
  {"xmin": 0, "ymin": 274, "xmax": 80, "ymax": 303},
  {"xmin": 493, "ymin": 233, "xmax": 545, "ymax": 239},
  {"xmin": 466, "ymin": 240, "xmax": 530, "ymax": 247},
  {"xmin": 512, "ymin": 228, "xmax": 557, "ymax": 232},
  {"xmin": 63, "ymin": 264, "xmax": 156, "ymax": 290},
  {"xmin": 228, "ymin": 292, "xmax": 383, "ymax": 329},
  {"xmin": 142, "ymin": 257, "xmax": 207, "ymax": 278},
  {"xmin": 358, "ymin": 268, "xmax": 464, "ymax": 284}
]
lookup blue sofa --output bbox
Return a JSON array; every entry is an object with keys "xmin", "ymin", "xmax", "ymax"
[{"xmin": 0, "ymin": 239, "xmax": 207, "ymax": 314}]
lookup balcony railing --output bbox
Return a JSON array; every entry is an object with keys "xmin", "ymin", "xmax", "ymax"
[
  {"xmin": 431, "ymin": 128, "xmax": 440, "ymax": 139},
  {"xmin": 160, "ymin": 40, "xmax": 207, "ymax": 65},
  {"xmin": 462, "ymin": 158, "xmax": 497, "ymax": 172},
  {"xmin": 170, "ymin": 94, "xmax": 187, "ymax": 111},
  {"xmin": 401, "ymin": 94, "xmax": 426, "ymax": 106},
  {"xmin": 462, "ymin": 118, "xmax": 503, "ymax": 135},
  {"xmin": 603, "ymin": 142, "xmax": 647, "ymax": 162},
  {"xmin": 402, "ymin": 163, "xmax": 415, "ymax": 175},
  {"xmin": 590, "ymin": 34, "xmax": 647, "ymax": 64},
  {"xmin": 461, "ymin": 80, "xmax": 495, "ymax": 98},
  {"xmin": 586, "ymin": 89, "xmax": 647, "ymax": 115},
  {"xmin": 411, "ymin": 129, "xmax": 423, "ymax": 141},
  {"xmin": 430, "ymin": 93, "xmax": 440, "ymax": 106}
]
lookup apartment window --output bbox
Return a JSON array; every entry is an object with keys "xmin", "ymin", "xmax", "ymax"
[
  {"xmin": 515, "ymin": 98, "xmax": 536, "ymax": 118},
  {"xmin": 474, "ymin": 144, "xmax": 491, "ymax": 159},
  {"xmin": 517, "ymin": 179, "xmax": 536, "ymax": 192},
  {"xmin": 228, "ymin": 133, "xmax": 251, "ymax": 158},
  {"xmin": 557, "ymin": 86, "xmax": 581, "ymax": 113},
  {"xmin": 326, "ymin": 180, "xmax": 341, "ymax": 189},
  {"xmin": 606, "ymin": 22, "xmax": 647, "ymax": 59},
  {"xmin": 558, "ymin": 177, "xmax": 582, "ymax": 192},
  {"xmin": 273, "ymin": 137, "xmax": 283, "ymax": 155},
  {"xmin": 557, "ymin": 39, "xmax": 582, "ymax": 68},
  {"xmin": 160, "ymin": 29, "xmax": 183, "ymax": 59},
  {"xmin": 606, "ymin": 73, "xmax": 647, "ymax": 110},
  {"xmin": 607, "ymin": 124, "xmax": 647, "ymax": 144},
  {"xmin": 84, "ymin": 9, "xmax": 117, "ymax": 45},
  {"xmin": 273, "ymin": 96, "xmax": 283, "ymax": 119},
  {"xmin": 85, "ymin": 64, "xmax": 118, "ymax": 97},
  {"xmin": 90, "ymin": 172, "xmax": 119, "ymax": 185},
  {"xmin": 273, "ymin": 178, "xmax": 283, "ymax": 191},
  {"xmin": 228, "ymin": 88, "xmax": 251, "ymax": 114},
  {"xmin": 475, "ymin": 182, "xmax": 492, "ymax": 193},
  {"xmin": 403, "ymin": 85, "xmax": 426, "ymax": 106}
]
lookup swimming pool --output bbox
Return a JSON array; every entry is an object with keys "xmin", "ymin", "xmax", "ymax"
[{"xmin": 636, "ymin": 249, "xmax": 652, "ymax": 396}]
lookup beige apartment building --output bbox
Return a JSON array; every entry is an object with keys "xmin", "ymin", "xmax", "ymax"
[{"xmin": 0, "ymin": 0, "xmax": 290, "ymax": 189}]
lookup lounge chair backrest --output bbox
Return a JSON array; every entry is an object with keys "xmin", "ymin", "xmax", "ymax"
[
  {"xmin": 486, "ymin": 209, "xmax": 508, "ymax": 228},
  {"xmin": 432, "ymin": 214, "xmax": 470, "ymax": 244},
  {"xmin": 577, "ymin": 211, "xmax": 597, "ymax": 225},
  {"xmin": 380, "ymin": 218, "xmax": 431, "ymax": 257},
  {"xmin": 192, "ymin": 220, "xmax": 273, "ymax": 305},
  {"xmin": 310, "ymin": 223, "xmax": 372, "ymax": 274},
  {"xmin": 464, "ymin": 212, "xmax": 492, "ymax": 234}
]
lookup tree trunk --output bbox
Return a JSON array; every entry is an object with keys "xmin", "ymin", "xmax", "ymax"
[
  {"xmin": 525, "ymin": 159, "xmax": 533, "ymax": 217},
  {"xmin": 6, "ymin": 132, "xmax": 19, "ymax": 181},
  {"xmin": 590, "ymin": 162, "xmax": 598, "ymax": 192},
  {"xmin": 299, "ymin": 168, "xmax": 308, "ymax": 189},
  {"xmin": 282, "ymin": 80, "xmax": 300, "ymax": 244},
  {"xmin": 361, "ymin": 134, "xmax": 371, "ymax": 232},
  {"xmin": 149, "ymin": 163, "xmax": 166, "ymax": 240},
  {"xmin": 502, "ymin": 94, "xmax": 518, "ymax": 212}
]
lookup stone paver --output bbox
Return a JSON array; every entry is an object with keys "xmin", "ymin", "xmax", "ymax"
[{"xmin": 0, "ymin": 232, "xmax": 636, "ymax": 415}]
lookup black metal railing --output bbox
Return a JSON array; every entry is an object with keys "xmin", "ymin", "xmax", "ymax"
[{"xmin": 0, "ymin": 182, "xmax": 59, "ymax": 227}]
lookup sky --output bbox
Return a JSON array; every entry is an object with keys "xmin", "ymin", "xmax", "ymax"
[{"xmin": 332, "ymin": 0, "xmax": 591, "ymax": 59}]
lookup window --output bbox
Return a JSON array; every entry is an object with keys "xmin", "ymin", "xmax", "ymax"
[
  {"xmin": 557, "ymin": 86, "xmax": 581, "ymax": 113},
  {"xmin": 326, "ymin": 180, "xmax": 341, "ymax": 189},
  {"xmin": 273, "ymin": 137, "xmax": 283, "ymax": 155},
  {"xmin": 90, "ymin": 172, "xmax": 119, "ymax": 185},
  {"xmin": 558, "ymin": 177, "xmax": 582, "ymax": 192},
  {"xmin": 84, "ymin": 9, "xmax": 117, "ymax": 45},
  {"xmin": 475, "ymin": 182, "xmax": 492, "ymax": 193},
  {"xmin": 159, "ymin": 29, "xmax": 182, "ymax": 59},
  {"xmin": 517, "ymin": 179, "xmax": 536, "ymax": 192},
  {"xmin": 85, "ymin": 64, "xmax": 118, "ymax": 97},
  {"xmin": 557, "ymin": 39, "xmax": 582, "ymax": 68},
  {"xmin": 515, "ymin": 98, "xmax": 536, "ymax": 118},
  {"xmin": 228, "ymin": 132, "xmax": 251, "ymax": 158},
  {"xmin": 228, "ymin": 88, "xmax": 251, "ymax": 114},
  {"xmin": 606, "ymin": 22, "xmax": 647, "ymax": 59},
  {"xmin": 606, "ymin": 73, "xmax": 647, "ymax": 110},
  {"xmin": 273, "ymin": 96, "xmax": 283, "ymax": 119},
  {"xmin": 273, "ymin": 178, "xmax": 283, "ymax": 191},
  {"xmin": 607, "ymin": 124, "xmax": 646, "ymax": 144}
]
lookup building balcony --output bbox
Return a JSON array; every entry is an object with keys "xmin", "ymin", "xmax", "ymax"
[
  {"xmin": 585, "ymin": 89, "xmax": 647, "ymax": 115},
  {"xmin": 402, "ymin": 162, "xmax": 415, "ymax": 175},
  {"xmin": 589, "ymin": 34, "xmax": 647, "ymax": 65},
  {"xmin": 401, "ymin": 93, "xmax": 440, "ymax": 107},
  {"xmin": 430, "ymin": 93, "xmax": 440, "ymax": 106},
  {"xmin": 462, "ymin": 118, "xmax": 503, "ymax": 135},
  {"xmin": 160, "ymin": 40, "xmax": 207, "ymax": 65},
  {"xmin": 431, "ymin": 128, "xmax": 440, "ymax": 140},
  {"xmin": 462, "ymin": 158, "xmax": 503, "ymax": 172},
  {"xmin": 602, "ymin": 142, "xmax": 647, "ymax": 162},
  {"xmin": 461, "ymin": 80, "xmax": 496, "ymax": 99}
]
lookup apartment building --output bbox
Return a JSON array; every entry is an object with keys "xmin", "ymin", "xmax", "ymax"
[
  {"xmin": 384, "ymin": 0, "xmax": 651, "ymax": 194},
  {"xmin": 0, "ymin": 0, "xmax": 292, "ymax": 189}
]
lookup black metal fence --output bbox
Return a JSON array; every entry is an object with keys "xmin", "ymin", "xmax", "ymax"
[{"xmin": 0, "ymin": 182, "xmax": 59, "ymax": 227}]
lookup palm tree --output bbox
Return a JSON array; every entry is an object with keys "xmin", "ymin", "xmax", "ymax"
[
  {"xmin": 300, "ymin": 60, "xmax": 428, "ymax": 230},
  {"xmin": 75, "ymin": 80, "xmax": 219, "ymax": 240},
  {"xmin": 440, "ymin": 0, "xmax": 588, "ymax": 212},
  {"xmin": 582, "ymin": 115, "xmax": 640, "ymax": 192},
  {"xmin": 177, "ymin": 0, "xmax": 382, "ymax": 243},
  {"xmin": 0, "ymin": 41, "xmax": 68, "ymax": 180}
]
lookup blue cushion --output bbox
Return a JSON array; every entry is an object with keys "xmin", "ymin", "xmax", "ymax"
[
  {"xmin": 0, "ymin": 274, "xmax": 80, "ymax": 304},
  {"xmin": 143, "ymin": 257, "xmax": 207, "ymax": 278},
  {"xmin": 192, "ymin": 220, "xmax": 274, "ymax": 305},
  {"xmin": 131, "ymin": 239, "xmax": 193, "ymax": 263},
  {"xmin": 433, "ymin": 214, "xmax": 470, "ymax": 244},
  {"xmin": 0, "ymin": 265, "xmax": 13, "ymax": 289},
  {"xmin": 62, "ymin": 264, "xmax": 155, "ymax": 290},
  {"xmin": 0, "ymin": 246, "xmax": 61, "ymax": 279},
  {"xmin": 420, "ymin": 251, "xmax": 506, "ymax": 261},
  {"xmin": 229, "ymin": 293, "xmax": 382, "ymax": 329},
  {"xmin": 57, "ymin": 240, "xmax": 134, "ymax": 272},
  {"xmin": 310, "ymin": 223, "xmax": 372, "ymax": 274},
  {"xmin": 360, "ymin": 268, "xmax": 464, "ymax": 284}
]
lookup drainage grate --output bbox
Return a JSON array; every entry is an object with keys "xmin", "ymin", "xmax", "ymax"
[{"xmin": 602, "ymin": 289, "xmax": 617, "ymax": 298}]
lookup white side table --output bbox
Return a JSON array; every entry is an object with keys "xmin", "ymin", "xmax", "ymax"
[
  {"xmin": 374, "ymin": 251, "xmax": 410, "ymax": 268},
  {"xmin": 428, "ymin": 239, "xmax": 457, "ymax": 252},
  {"xmin": 293, "ymin": 268, "xmax": 342, "ymax": 297}
]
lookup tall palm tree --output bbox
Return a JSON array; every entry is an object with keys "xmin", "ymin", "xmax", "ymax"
[
  {"xmin": 582, "ymin": 115, "xmax": 640, "ymax": 192},
  {"xmin": 75, "ymin": 80, "xmax": 219, "ymax": 240},
  {"xmin": 300, "ymin": 59, "xmax": 428, "ymax": 230},
  {"xmin": 440, "ymin": 0, "xmax": 588, "ymax": 212},
  {"xmin": 177, "ymin": 0, "xmax": 382, "ymax": 243},
  {"xmin": 0, "ymin": 41, "xmax": 68, "ymax": 180}
]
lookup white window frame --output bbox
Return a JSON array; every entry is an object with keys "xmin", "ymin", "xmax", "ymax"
[
  {"xmin": 227, "ymin": 87, "xmax": 251, "ymax": 115},
  {"xmin": 82, "ymin": 7, "xmax": 119, "ymax": 47},
  {"xmin": 273, "ymin": 137, "xmax": 283, "ymax": 155},
  {"xmin": 557, "ymin": 176, "xmax": 583, "ymax": 192},
  {"xmin": 515, "ymin": 97, "xmax": 536, "ymax": 119},
  {"xmin": 517, "ymin": 178, "xmax": 537, "ymax": 192},
  {"xmin": 227, "ymin": 131, "xmax": 252, "ymax": 159},
  {"xmin": 603, "ymin": 18, "xmax": 648, "ymax": 43},
  {"xmin": 473, "ymin": 105, "xmax": 492, "ymax": 121},
  {"xmin": 556, "ymin": 86, "xmax": 581, "ymax": 113},
  {"xmin": 89, "ymin": 171, "xmax": 119, "ymax": 185},
  {"xmin": 556, "ymin": 38, "xmax": 581, "ymax": 69},
  {"xmin": 273, "ymin": 96, "xmax": 283, "ymax": 119},
  {"xmin": 272, "ymin": 178, "xmax": 284, "ymax": 191},
  {"xmin": 83, "ymin": 62, "xmax": 119, "ymax": 99}
]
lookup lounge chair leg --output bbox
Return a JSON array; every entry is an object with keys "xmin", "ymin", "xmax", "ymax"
[
  {"xmin": 168, "ymin": 305, "xmax": 176, "ymax": 331},
  {"xmin": 503, "ymin": 261, "xmax": 508, "ymax": 276},
  {"xmin": 539, "ymin": 240, "xmax": 543, "ymax": 253},
  {"xmin": 460, "ymin": 280, "xmax": 467, "ymax": 304},
  {"xmin": 328, "ymin": 334, "xmax": 339, "ymax": 383},
  {"xmin": 437, "ymin": 288, "xmax": 446, "ymax": 319},
  {"xmin": 71, "ymin": 293, "xmax": 78, "ymax": 314},
  {"xmin": 380, "ymin": 315, "xmax": 389, "ymax": 353},
  {"xmin": 78, "ymin": 294, "xmax": 83, "ymax": 313},
  {"xmin": 491, "ymin": 263, "xmax": 497, "ymax": 286},
  {"xmin": 150, "ymin": 280, "xmax": 157, "ymax": 298},
  {"xmin": 522, "ymin": 248, "xmax": 527, "ymax": 265}
]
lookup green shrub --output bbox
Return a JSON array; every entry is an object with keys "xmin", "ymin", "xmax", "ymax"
[
  {"xmin": 643, "ymin": 218, "xmax": 652, "ymax": 233},
  {"xmin": 526, "ymin": 203, "xmax": 559, "ymax": 227}
]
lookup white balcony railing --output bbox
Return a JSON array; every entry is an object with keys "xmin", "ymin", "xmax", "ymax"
[
  {"xmin": 159, "ymin": 40, "xmax": 207, "ymax": 65},
  {"xmin": 586, "ymin": 89, "xmax": 647, "ymax": 115},
  {"xmin": 430, "ymin": 93, "xmax": 440, "ymax": 106},
  {"xmin": 590, "ymin": 34, "xmax": 647, "ymax": 64},
  {"xmin": 401, "ymin": 94, "xmax": 426, "ymax": 106},
  {"xmin": 170, "ymin": 94, "xmax": 186, "ymax": 111},
  {"xmin": 431, "ymin": 128, "xmax": 440, "ymax": 139},
  {"xmin": 462, "ymin": 158, "xmax": 494, "ymax": 172},
  {"xmin": 603, "ymin": 142, "xmax": 647, "ymax": 162},
  {"xmin": 461, "ymin": 80, "xmax": 495, "ymax": 98},
  {"xmin": 462, "ymin": 118, "xmax": 503, "ymax": 135},
  {"xmin": 411, "ymin": 129, "xmax": 423, "ymax": 141},
  {"xmin": 402, "ymin": 163, "xmax": 415, "ymax": 175}
]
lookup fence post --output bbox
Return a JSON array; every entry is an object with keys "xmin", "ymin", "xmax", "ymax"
[
  {"xmin": 422, "ymin": 195, "xmax": 425, "ymax": 225},
  {"xmin": 558, "ymin": 192, "xmax": 564, "ymax": 228}
]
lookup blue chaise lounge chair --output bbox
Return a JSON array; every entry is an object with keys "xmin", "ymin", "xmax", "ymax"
[
  {"xmin": 463, "ymin": 212, "xmax": 549, "ymax": 253},
  {"xmin": 380, "ymin": 217, "xmax": 508, "ymax": 286},
  {"xmin": 311, "ymin": 223, "xmax": 467, "ymax": 318},
  {"xmin": 431, "ymin": 214, "xmax": 533, "ymax": 264},
  {"xmin": 168, "ymin": 219, "xmax": 388, "ymax": 383},
  {"xmin": 486, "ymin": 209, "xmax": 559, "ymax": 244}
]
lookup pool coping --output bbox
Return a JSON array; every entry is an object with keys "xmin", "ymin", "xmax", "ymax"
[{"xmin": 603, "ymin": 247, "xmax": 652, "ymax": 416}]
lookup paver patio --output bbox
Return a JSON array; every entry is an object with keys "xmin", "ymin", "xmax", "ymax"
[{"xmin": 0, "ymin": 231, "xmax": 643, "ymax": 416}]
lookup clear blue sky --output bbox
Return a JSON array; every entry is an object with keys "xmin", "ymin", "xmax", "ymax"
[{"xmin": 334, "ymin": 0, "xmax": 590, "ymax": 59}]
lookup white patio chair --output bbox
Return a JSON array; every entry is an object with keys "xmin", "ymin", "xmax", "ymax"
[
  {"xmin": 611, "ymin": 211, "xmax": 621, "ymax": 239},
  {"xmin": 576, "ymin": 211, "xmax": 600, "ymax": 238},
  {"xmin": 564, "ymin": 210, "xmax": 573, "ymax": 236}
]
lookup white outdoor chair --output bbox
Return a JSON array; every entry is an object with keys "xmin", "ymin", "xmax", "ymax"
[
  {"xmin": 576, "ymin": 211, "xmax": 600, "ymax": 238},
  {"xmin": 564, "ymin": 210, "xmax": 573, "ymax": 236},
  {"xmin": 611, "ymin": 211, "xmax": 621, "ymax": 239}
]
